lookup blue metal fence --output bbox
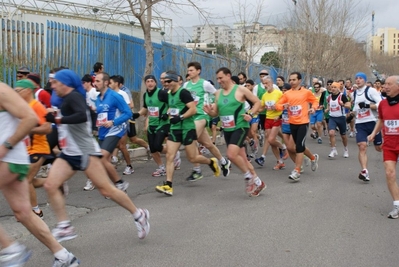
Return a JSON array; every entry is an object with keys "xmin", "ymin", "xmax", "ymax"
[{"xmin": 1, "ymin": 18, "xmax": 288, "ymax": 89}]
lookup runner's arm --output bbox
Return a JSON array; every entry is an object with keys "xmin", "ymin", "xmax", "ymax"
[
  {"xmin": 180, "ymin": 89, "xmax": 196, "ymax": 118},
  {"xmin": 61, "ymin": 92, "xmax": 87, "ymax": 124},
  {"xmin": 0, "ymin": 83, "xmax": 38, "ymax": 148},
  {"xmin": 113, "ymin": 94, "xmax": 132, "ymax": 125}
]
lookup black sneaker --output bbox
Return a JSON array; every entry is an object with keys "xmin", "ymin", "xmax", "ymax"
[
  {"xmin": 220, "ymin": 158, "xmax": 231, "ymax": 177},
  {"xmin": 186, "ymin": 171, "xmax": 204, "ymax": 182}
]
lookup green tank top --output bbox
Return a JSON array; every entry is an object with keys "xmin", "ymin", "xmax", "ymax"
[
  {"xmin": 185, "ymin": 78, "xmax": 208, "ymax": 120},
  {"xmin": 168, "ymin": 87, "xmax": 195, "ymax": 130},
  {"xmin": 144, "ymin": 88, "xmax": 169, "ymax": 129},
  {"xmin": 217, "ymin": 85, "xmax": 249, "ymax": 132}
]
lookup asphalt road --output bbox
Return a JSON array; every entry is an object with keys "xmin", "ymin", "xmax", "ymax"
[{"xmin": 1, "ymin": 133, "xmax": 398, "ymax": 267}]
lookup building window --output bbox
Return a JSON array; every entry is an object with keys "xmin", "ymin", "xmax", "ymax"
[
  {"xmin": 395, "ymin": 33, "xmax": 396, "ymax": 38},
  {"xmin": 394, "ymin": 45, "xmax": 396, "ymax": 49}
]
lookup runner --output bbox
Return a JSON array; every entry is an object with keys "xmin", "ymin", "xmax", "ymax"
[
  {"xmin": 325, "ymin": 82, "xmax": 351, "ymax": 158},
  {"xmin": 133, "ymin": 74, "xmax": 181, "ymax": 176},
  {"xmin": 256, "ymin": 76, "xmax": 288, "ymax": 169},
  {"xmin": 94, "ymin": 73, "xmax": 131, "ymax": 191},
  {"xmin": 275, "ymin": 72, "xmax": 320, "ymax": 182},
  {"xmin": 368, "ymin": 75, "xmax": 399, "ymax": 218},
  {"xmin": 28, "ymin": 72, "xmax": 52, "ymax": 108},
  {"xmin": 184, "ymin": 62, "xmax": 231, "ymax": 180},
  {"xmin": 14, "ymin": 80, "xmax": 54, "ymax": 218},
  {"xmin": 155, "ymin": 72, "xmax": 220, "ymax": 196},
  {"xmin": 43, "ymin": 69, "xmax": 150, "ymax": 243},
  {"xmin": 309, "ymin": 82, "xmax": 326, "ymax": 144},
  {"xmin": 352, "ymin": 72, "xmax": 383, "ymax": 182},
  {"xmin": 0, "ymin": 81, "xmax": 79, "ymax": 266},
  {"xmin": 203, "ymin": 67, "xmax": 266, "ymax": 197}
]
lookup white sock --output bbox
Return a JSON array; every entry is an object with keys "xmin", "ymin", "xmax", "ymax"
[
  {"xmin": 193, "ymin": 166, "xmax": 201, "ymax": 173},
  {"xmin": 244, "ymin": 171, "xmax": 251, "ymax": 179},
  {"xmin": 32, "ymin": 205, "xmax": 40, "ymax": 212},
  {"xmin": 282, "ymin": 144, "xmax": 287, "ymax": 150},
  {"xmin": 261, "ymin": 155, "xmax": 265, "ymax": 159},
  {"xmin": 54, "ymin": 248, "xmax": 69, "ymax": 261},
  {"xmin": 1, "ymin": 242, "xmax": 23, "ymax": 254},
  {"xmin": 278, "ymin": 159, "xmax": 283, "ymax": 164},
  {"xmin": 220, "ymin": 157, "xmax": 227, "ymax": 165},
  {"xmin": 57, "ymin": 220, "xmax": 70, "ymax": 227},
  {"xmin": 254, "ymin": 177, "xmax": 262, "ymax": 186},
  {"xmin": 133, "ymin": 210, "xmax": 142, "ymax": 220},
  {"xmin": 160, "ymin": 164, "xmax": 165, "ymax": 170},
  {"xmin": 394, "ymin": 201, "xmax": 399, "ymax": 207}
]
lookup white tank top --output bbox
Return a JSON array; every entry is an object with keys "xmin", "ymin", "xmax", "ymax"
[
  {"xmin": 0, "ymin": 111, "xmax": 30, "ymax": 164},
  {"xmin": 328, "ymin": 93, "xmax": 345, "ymax": 117}
]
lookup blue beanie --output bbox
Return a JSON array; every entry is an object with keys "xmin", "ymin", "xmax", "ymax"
[
  {"xmin": 54, "ymin": 69, "xmax": 86, "ymax": 98},
  {"xmin": 355, "ymin": 72, "xmax": 367, "ymax": 82}
]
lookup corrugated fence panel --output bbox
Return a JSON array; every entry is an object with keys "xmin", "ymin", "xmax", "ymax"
[{"xmin": 2, "ymin": 18, "xmax": 277, "ymax": 87}]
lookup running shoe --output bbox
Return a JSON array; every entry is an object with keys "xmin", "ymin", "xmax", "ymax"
[
  {"xmin": 258, "ymin": 129, "xmax": 265, "ymax": 147},
  {"xmin": 311, "ymin": 154, "xmax": 319, "ymax": 171},
  {"xmin": 186, "ymin": 171, "xmax": 204, "ymax": 182},
  {"xmin": 250, "ymin": 180, "xmax": 267, "ymax": 197},
  {"xmin": 123, "ymin": 166, "xmax": 134, "ymax": 175},
  {"xmin": 83, "ymin": 179, "xmax": 95, "ymax": 191},
  {"xmin": 200, "ymin": 146, "xmax": 210, "ymax": 155},
  {"xmin": 281, "ymin": 149, "xmax": 289, "ymax": 160},
  {"xmin": 387, "ymin": 205, "xmax": 399, "ymax": 219},
  {"xmin": 146, "ymin": 149, "xmax": 152, "ymax": 160},
  {"xmin": 245, "ymin": 178, "xmax": 257, "ymax": 196},
  {"xmin": 52, "ymin": 252, "xmax": 80, "ymax": 267},
  {"xmin": 220, "ymin": 158, "xmax": 231, "ymax": 177},
  {"xmin": 304, "ymin": 156, "xmax": 310, "ymax": 167},
  {"xmin": 289, "ymin": 169, "xmax": 301, "ymax": 182},
  {"xmin": 0, "ymin": 244, "xmax": 31, "ymax": 267},
  {"xmin": 174, "ymin": 151, "xmax": 181, "ymax": 170},
  {"xmin": 343, "ymin": 148, "xmax": 349, "ymax": 158},
  {"xmin": 358, "ymin": 169, "xmax": 370, "ymax": 182},
  {"xmin": 317, "ymin": 137, "xmax": 322, "ymax": 144},
  {"xmin": 250, "ymin": 141, "xmax": 258, "ymax": 154},
  {"xmin": 209, "ymin": 157, "xmax": 220, "ymax": 177},
  {"xmin": 134, "ymin": 208, "xmax": 150, "ymax": 239},
  {"xmin": 33, "ymin": 209, "xmax": 44, "ymax": 219},
  {"xmin": 152, "ymin": 168, "xmax": 166, "ymax": 177},
  {"xmin": 111, "ymin": 156, "xmax": 118, "ymax": 164},
  {"xmin": 255, "ymin": 157, "xmax": 265, "ymax": 167},
  {"xmin": 323, "ymin": 128, "xmax": 328, "ymax": 136},
  {"xmin": 116, "ymin": 180, "xmax": 129, "ymax": 192},
  {"xmin": 52, "ymin": 224, "xmax": 77, "ymax": 242},
  {"xmin": 155, "ymin": 182, "xmax": 173, "ymax": 196},
  {"xmin": 36, "ymin": 165, "xmax": 49, "ymax": 178},
  {"xmin": 349, "ymin": 131, "xmax": 355, "ymax": 138},
  {"xmin": 328, "ymin": 149, "xmax": 338, "ymax": 158},
  {"xmin": 273, "ymin": 162, "xmax": 285, "ymax": 170},
  {"xmin": 310, "ymin": 132, "xmax": 317, "ymax": 139}
]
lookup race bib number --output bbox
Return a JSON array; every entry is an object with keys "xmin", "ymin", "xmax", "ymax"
[
  {"xmin": 289, "ymin": 105, "xmax": 302, "ymax": 117},
  {"xmin": 148, "ymin": 107, "xmax": 159, "ymax": 117},
  {"xmin": 330, "ymin": 103, "xmax": 340, "ymax": 112},
  {"xmin": 96, "ymin": 112, "xmax": 107, "ymax": 127},
  {"xmin": 384, "ymin": 120, "xmax": 399, "ymax": 135},
  {"xmin": 282, "ymin": 113, "xmax": 289, "ymax": 124},
  {"xmin": 169, "ymin": 108, "xmax": 180, "ymax": 116},
  {"xmin": 265, "ymin": 100, "xmax": 275, "ymax": 110},
  {"xmin": 220, "ymin": 115, "xmax": 236, "ymax": 129},
  {"xmin": 357, "ymin": 109, "xmax": 371, "ymax": 119},
  {"xmin": 58, "ymin": 125, "xmax": 67, "ymax": 149},
  {"xmin": 23, "ymin": 136, "xmax": 31, "ymax": 147}
]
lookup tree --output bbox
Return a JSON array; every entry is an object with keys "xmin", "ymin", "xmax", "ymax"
[
  {"xmin": 370, "ymin": 52, "xmax": 399, "ymax": 78},
  {"xmin": 260, "ymin": 51, "xmax": 281, "ymax": 68},
  {"xmin": 279, "ymin": 0, "xmax": 369, "ymax": 82}
]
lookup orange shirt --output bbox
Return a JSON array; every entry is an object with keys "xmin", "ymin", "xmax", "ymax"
[
  {"xmin": 276, "ymin": 88, "xmax": 318, "ymax": 125},
  {"xmin": 25, "ymin": 100, "xmax": 50, "ymax": 155}
]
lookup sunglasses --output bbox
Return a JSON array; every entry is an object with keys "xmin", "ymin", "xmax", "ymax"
[
  {"xmin": 164, "ymin": 80, "xmax": 173, "ymax": 83},
  {"xmin": 259, "ymin": 73, "xmax": 268, "ymax": 76},
  {"xmin": 15, "ymin": 88, "xmax": 26, "ymax": 93}
]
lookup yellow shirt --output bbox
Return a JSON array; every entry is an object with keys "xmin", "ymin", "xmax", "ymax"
[{"xmin": 261, "ymin": 89, "xmax": 283, "ymax": 119}]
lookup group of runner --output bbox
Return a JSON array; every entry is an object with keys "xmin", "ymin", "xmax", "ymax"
[{"xmin": 1, "ymin": 61, "xmax": 399, "ymax": 267}]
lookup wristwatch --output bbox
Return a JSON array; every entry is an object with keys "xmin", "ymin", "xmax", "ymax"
[{"xmin": 3, "ymin": 141, "xmax": 13, "ymax": 150}]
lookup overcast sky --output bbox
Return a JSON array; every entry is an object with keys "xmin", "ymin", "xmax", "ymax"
[{"xmin": 162, "ymin": 0, "xmax": 399, "ymax": 43}]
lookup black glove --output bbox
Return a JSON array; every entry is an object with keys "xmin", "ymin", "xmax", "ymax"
[
  {"xmin": 132, "ymin": 113, "xmax": 140, "ymax": 119},
  {"xmin": 358, "ymin": 102, "xmax": 370, "ymax": 109},
  {"xmin": 160, "ymin": 113, "xmax": 169, "ymax": 121},
  {"xmin": 45, "ymin": 112, "xmax": 56, "ymax": 123},
  {"xmin": 169, "ymin": 115, "xmax": 182, "ymax": 124}
]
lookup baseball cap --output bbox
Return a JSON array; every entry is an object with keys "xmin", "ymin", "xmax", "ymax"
[
  {"xmin": 259, "ymin": 70, "xmax": 269, "ymax": 75},
  {"xmin": 17, "ymin": 66, "xmax": 30, "ymax": 74}
]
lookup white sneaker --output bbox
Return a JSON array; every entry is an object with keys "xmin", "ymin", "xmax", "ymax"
[
  {"xmin": 289, "ymin": 169, "xmax": 301, "ymax": 182},
  {"xmin": 349, "ymin": 131, "xmax": 355, "ymax": 138},
  {"xmin": 328, "ymin": 149, "xmax": 338, "ymax": 158},
  {"xmin": 123, "ymin": 166, "xmax": 134, "ymax": 175},
  {"xmin": 343, "ymin": 149, "xmax": 349, "ymax": 158},
  {"xmin": 174, "ymin": 151, "xmax": 181, "ymax": 170},
  {"xmin": 311, "ymin": 154, "xmax": 319, "ymax": 171},
  {"xmin": 83, "ymin": 179, "xmax": 95, "ymax": 191},
  {"xmin": 111, "ymin": 156, "xmax": 118, "ymax": 164},
  {"xmin": 134, "ymin": 209, "xmax": 150, "ymax": 239}
]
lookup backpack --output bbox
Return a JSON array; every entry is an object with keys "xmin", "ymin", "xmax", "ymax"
[{"xmin": 353, "ymin": 86, "xmax": 376, "ymax": 104}]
